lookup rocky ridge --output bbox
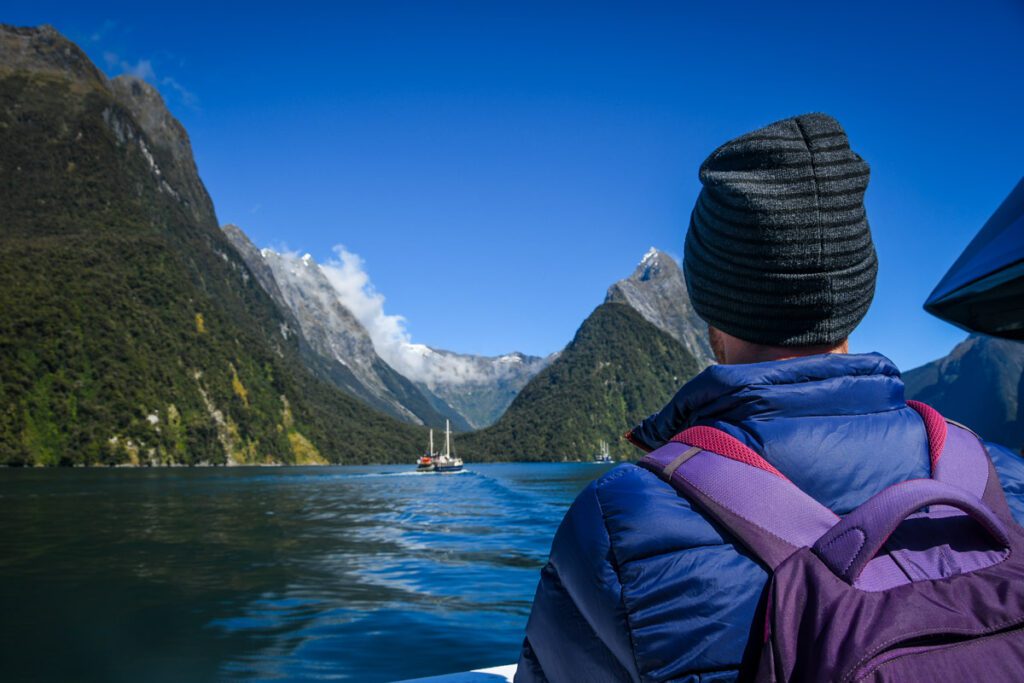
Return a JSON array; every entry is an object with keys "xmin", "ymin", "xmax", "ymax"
[
  {"xmin": 606, "ymin": 247, "xmax": 714, "ymax": 368},
  {"xmin": 904, "ymin": 334, "xmax": 1024, "ymax": 451}
]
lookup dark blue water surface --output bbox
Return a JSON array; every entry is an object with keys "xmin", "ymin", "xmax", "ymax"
[{"xmin": 0, "ymin": 463, "xmax": 612, "ymax": 682}]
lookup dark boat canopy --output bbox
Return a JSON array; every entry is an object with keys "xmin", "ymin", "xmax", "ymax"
[{"xmin": 925, "ymin": 177, "xmax": 1024, "ymax": 339}]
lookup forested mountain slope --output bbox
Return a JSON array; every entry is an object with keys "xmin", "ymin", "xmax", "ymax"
[
  {"xmin": 0, "ymin": 24, "xmax": 424, "ymax": 465},
  {"xmin": 463, "ymin": 303, "xmax": 703, "ymax": 459}
]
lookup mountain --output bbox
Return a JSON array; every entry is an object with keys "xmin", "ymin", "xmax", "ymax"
[
  {"xmin": 606, "ymin": 247, "xmax": 714, "ymax": 367},
  {"xmin": 400, "ymin": 346, "xmax": 553, "ymax": 429},
  {"xmin": 108, "ymin": 74, "xmax": 214, "ymax": 227},
  {"xmin": 222, "ymin": 227, "xmax": 469, "ymax": 430},
  {"xmin": 904, "ymin": 334, "xmax": 1024, "ymax": 451},
  {"xmin": 237, "ymin": 243, "xmax": 702, "ymax": 434},
  {"xmin": 0, "ymin": 24, "xmax": 425, "ymax": 466},
  {"xmin": 223, "ymin": 228, "xmax": 550, "ymax": 430},
  {"xmin": 462, "ymin": 303, "xmax": 704, "ymax": 459}
]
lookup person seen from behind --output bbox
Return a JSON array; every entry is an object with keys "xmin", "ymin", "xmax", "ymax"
[{"xmin": 514, "ymin": 113, "xmax": 1024, "ymax": 682}]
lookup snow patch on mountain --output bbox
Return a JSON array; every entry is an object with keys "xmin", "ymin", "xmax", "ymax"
[{"xmin": 640, "ymin": 246, "xmax": 659, "ymax": 265}]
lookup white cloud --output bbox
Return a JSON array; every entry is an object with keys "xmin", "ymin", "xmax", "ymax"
[
  {"xmin": 316, "ymin": 246, "xmax": 511, "ymax": 386},
  {"xmin": 124, "ymin": 58, "xmax": 156, "ymax": 81},
  {"xmin": 100, "ymin": 51, "xmax": 199, "ymax": 110},
  {"xmin": 319, "ymin": 246, "xmax": 417, "ymax": 369},
  {"xmin": 160, "ymin": 76, "xmax": 199, "ymax": 109}
]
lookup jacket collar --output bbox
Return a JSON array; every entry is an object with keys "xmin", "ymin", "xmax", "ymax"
[{"xmin": 630, "ymin": 353, "xmax": 905, "ymax": 451}]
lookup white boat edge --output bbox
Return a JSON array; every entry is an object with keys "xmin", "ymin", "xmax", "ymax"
[{"xmin": 395, "ymin": 663, "xmax": 516, "ymax": 682}]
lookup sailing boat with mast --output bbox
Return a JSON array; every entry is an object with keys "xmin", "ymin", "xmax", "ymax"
[
  {"xmin": 416, "ymin": 429, "xmax": 437, "ymax": 472},
  {"xmin": 432, "ymin": 420, "xmax": 464, "ymax": 473}
]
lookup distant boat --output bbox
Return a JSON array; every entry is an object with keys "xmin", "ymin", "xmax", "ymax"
[
  {"xmin": 594, "ymin": 440, "xmax": 613, "ymax": 464},
  {"xmin": 416, "ymin": 429, "xmax": 437, "ymax": 472},
  {"xmin": 432, "ymin": 420, "xmax": 464, "ymax": 473}
]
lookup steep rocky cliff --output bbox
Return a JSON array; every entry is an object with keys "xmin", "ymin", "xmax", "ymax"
[
  {"xmin": 224, "ymin": 226, "xmax": 549, "ymax": 430},
  {"xmin": 222, "ymin": 231, "xmax": 468, "ymax": 429}
]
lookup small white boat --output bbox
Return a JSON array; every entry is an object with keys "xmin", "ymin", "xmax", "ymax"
[
  {"xmin": 432, "ymin": 420, "xmax": 463, "ymax": 473},
  {"xmin": 594, "ymin": 439, "xmax": 613, "ymax": 464}
]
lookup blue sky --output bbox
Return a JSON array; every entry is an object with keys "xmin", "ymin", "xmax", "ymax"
[{"xmin": 8, "ymin": 1, "xmax": 1024, "ymax": 370}]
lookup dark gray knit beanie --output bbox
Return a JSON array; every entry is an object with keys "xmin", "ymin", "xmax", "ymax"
[{"xmin": 683, "ymin": 113, "xmax": 878, "ymax": 347}]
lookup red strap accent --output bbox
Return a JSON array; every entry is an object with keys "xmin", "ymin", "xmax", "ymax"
[
  {"xmin": 670, "ymin": 425, "xmax": 786, "ymax": 479},
  {"xmin": 623, "ymin": 429, "xmax": 653, "ymax": 453},
  {"xmin": 906, "ymin": 400, "xmax": 948, "ymax": 471}
]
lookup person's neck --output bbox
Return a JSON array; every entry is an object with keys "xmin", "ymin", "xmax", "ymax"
[
  {"xmin": 710, "ymin": 326, "xmax": 849, "ymax": 365},
  {"xmin": 723, "ymin": 342, "xmax": 849, "ymax": 364}
]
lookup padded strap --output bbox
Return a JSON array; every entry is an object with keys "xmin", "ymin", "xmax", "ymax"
[
  {"xmin": 906, "ymin": 400, "xmax": 1014, "ymax": 521},
  {"xmin": 906, "ymin": 400, "xmax": 948, "ymax": 470},
  {"xmin": 639, "ymin": 428, "xmax": 838, "ymax": 570}
]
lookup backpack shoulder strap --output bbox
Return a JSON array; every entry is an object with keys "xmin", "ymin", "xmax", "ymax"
[
  {"xmin": 638, "ymin": 426, "xmax": 838, "ymax": 570},
  {"xmin": 907, "ymin": 400, "xmax": 1014, "ymax": 521}
]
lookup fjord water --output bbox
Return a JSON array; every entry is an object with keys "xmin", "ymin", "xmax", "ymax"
[{"xmin": 0, "ymin": 463, "xmax": 612, "ymax": 682}]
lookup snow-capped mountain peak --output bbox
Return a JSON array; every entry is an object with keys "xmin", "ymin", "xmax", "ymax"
[{"xmin": 606, "ymin": 248, "xmax": 714, "ymax": 367}]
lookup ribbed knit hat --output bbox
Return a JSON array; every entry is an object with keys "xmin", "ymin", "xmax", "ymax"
[{"xmin": 683, "ymin": 113, "xmax": 878, "ymax": 347}]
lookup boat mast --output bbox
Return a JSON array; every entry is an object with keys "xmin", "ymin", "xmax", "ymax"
[
  {"xmin": 445, "ymin": 419, "xmax": 451, "ymax": 458},
  {"xmin": 429, "ymin": 429, "xmax": 434, "ymax": 456}
]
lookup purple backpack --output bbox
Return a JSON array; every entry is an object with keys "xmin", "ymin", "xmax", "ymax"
[{"xmin": 638, "ymin": 401, "xmax": 1024, "ymax": 682}]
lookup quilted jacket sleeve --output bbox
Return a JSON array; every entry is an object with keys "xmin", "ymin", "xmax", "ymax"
[
  {"xmin": 515, "ymin": 478, "xmax": 640, "ymax": 683},
  {"xmin": 987, "ymin": 441, "xmax": 1024, "ymax": 524}
]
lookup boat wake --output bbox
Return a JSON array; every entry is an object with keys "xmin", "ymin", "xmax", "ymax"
[{"xmin": 349, "ymin": 468, "xmax": 474, "ymax": 479}]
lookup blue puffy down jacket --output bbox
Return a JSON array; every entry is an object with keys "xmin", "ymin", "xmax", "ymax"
[{"xmin": 515, "ymin": 353, "xmax": 1024, "ymax": 682}]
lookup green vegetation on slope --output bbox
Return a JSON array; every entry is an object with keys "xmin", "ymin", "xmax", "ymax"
[
  {"xmin": 463, "ymin": 303, "xmax": 703, "ymax": 460},
  {"xmin": 0, "ymin": 50, "xmax": 425, "ymax": 465}
]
